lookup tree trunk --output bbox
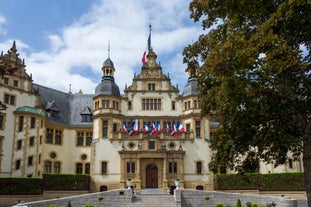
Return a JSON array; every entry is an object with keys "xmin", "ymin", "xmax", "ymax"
[{"xmin": 303, "ymin": 134, "xmax": 311, "ymax": 207}]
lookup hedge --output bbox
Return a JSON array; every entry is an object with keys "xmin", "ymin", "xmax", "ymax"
[
  {"xmin": 215, "ymin": 172, "xmax": 305, "ymax": 191},
  {"xmin": 0, "ymin": 174, "xmax": 90, "ymax": 195}
]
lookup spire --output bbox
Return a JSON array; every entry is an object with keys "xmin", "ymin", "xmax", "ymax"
[
  {"xmin": 108, "ymin": 40, "xmax": 110, "ymax": 58},
  {"xmin": 11, "ymin": 41, "xmax": 17, "ymax": 52}
]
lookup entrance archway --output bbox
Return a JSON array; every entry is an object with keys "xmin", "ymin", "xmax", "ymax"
[{"xmin": 146, "ymin": 164, "xmax": 158, "ymax": 188}]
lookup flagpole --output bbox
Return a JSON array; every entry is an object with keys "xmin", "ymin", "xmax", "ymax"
[{"xmin": 148, "ymin": 24, "xmax": 152, "ymax": 52}]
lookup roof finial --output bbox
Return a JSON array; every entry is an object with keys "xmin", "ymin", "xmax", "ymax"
[{"xmin": 108, "ymin": 40, "xmax": 110, "ymax": 58}]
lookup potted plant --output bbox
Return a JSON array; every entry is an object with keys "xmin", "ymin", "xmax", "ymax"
[
  {"xmin": 126, "ymin": 178, "xmax": 132, "ymax": 189},
  {"xmin": 98, "ymin": 195, "xmax": 104, "ymax": 202},
  {"xmin": 175, "ymin": 178, "xmax": 180, "ymax": 189}
]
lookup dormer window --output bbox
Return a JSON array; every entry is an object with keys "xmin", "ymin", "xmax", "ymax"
[{"xmin": 81, "ymin": 106, "xmax": 93, "ymax": 122}]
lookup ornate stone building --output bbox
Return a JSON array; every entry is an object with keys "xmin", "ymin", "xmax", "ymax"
[
  {"xmin": 0, "ymin": 42, "xmax": 215, "ymax": 192},
  {"xmin": 0, "ymin": 41, "xmax": 301, "ymax": 192}
]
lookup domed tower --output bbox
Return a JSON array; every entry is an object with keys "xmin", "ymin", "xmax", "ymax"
[{"xmin": 93, "ymin": 45, "xmax": 122, "ymax": 141}]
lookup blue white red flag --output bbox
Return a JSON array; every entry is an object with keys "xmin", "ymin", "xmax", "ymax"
[
  {"xmin": 129, "ymin": 119, "xmax": 139, "ymax": 136},
  {"xmin": 166, "ymin": 123, "xmax": 170, "ymax": 133},
  {"xmin": 177, "ymin": 122, "xmax": 185, "ymax": 132},
  {"xmin": 152, "ymin": 122, "xmax": 158, "ymax": 137},
  {"xmin": 171, "ymin": 123, "xmax": 177, "ymax": 136},
  {"xmin": 121, "ymin": 121, "xmax": 127, "ymax": 133},
  {"xmin": 156, "ymin": 122, "xmax": 161, "ymax": 132},
  {"xmin": 144, "ymin": 123, "xmax": 149, "ymax": 134}
]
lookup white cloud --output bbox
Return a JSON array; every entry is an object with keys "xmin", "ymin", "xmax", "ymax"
[
  {"xmin": 0, "ymin": 15, "xmax": 6, "ymax": 35},
  {"xmin": 2, "ymin": 0, "xmax": 202, "ymax": 95}
]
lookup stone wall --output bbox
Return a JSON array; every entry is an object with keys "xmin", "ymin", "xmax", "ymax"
[
  {"xmin": 11, "ymin": 189, "xmax": 132, "ymax": 207},
  {"xmin": 178, "ymin": 189, "xmax": 297, "ymax": 207}
]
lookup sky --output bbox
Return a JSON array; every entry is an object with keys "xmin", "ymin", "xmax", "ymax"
[{"xmin": 0, "ymin": 0, "xmax": 203, "ymax": 94}]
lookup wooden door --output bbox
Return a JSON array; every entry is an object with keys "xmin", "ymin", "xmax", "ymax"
[{"xmin": 146, "ymin": 164, "xmax": 158, "ymax": 188}]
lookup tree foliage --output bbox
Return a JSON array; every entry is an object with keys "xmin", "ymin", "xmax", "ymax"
[{"xmin": 183, "ymin": 0, "xmax": 311, "ymax": 203}]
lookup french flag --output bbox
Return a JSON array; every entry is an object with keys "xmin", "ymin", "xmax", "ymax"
[
  {"xmin": 129, "ymin": 119, "xmax": 139, "ymax": 136},
  {"xmin": 141, "ymin": 31, "xmax": 151, "ymax": 65},
  {"xmin": 166, "ymin": 123, "xmax": 170, "ymax": 133},
  {"xmin": 142, "ymin": 51, "xmax": 147, "ymax": 65},
  {"xmin": 177, "ymin": 122, "xmax": 185, "ymax": 132},
  {"xmin": 152, "ymin": 122, "xmax": 158, "ymax": 137},
  {"xmin": 144, "ymin": 123, "xmax": 149, "ymax": 134},
  {"xmin": 171, "ymin": 123, "xmax": 177, "ymax": 136},
  {"xmin": 156, "ymin": 122, "xmax": 162, "ymax": 132},
  {"xmin": 121, "ymin": 122, "xmax": 127, "ymax": 133}
]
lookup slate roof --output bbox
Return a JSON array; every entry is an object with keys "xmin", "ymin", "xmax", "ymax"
[
  {"xmin": 33, "ymin": 84, "xmax": 93, "ymax": 126},
  {"xmin": 103, "ymin": 57, "xmax": 114, "ymax": 67},
  {"xmin": 95, "ymin": 76, "xmax": 121, "ymax": 97},
  {"xmin": 182, "ymin": 77, "xmax": 198, "ymax": 97}
]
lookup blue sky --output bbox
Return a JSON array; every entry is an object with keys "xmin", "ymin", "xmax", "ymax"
[{"xmin": 0, "ymin": 0, "xmax": 202, "ymax": 94}]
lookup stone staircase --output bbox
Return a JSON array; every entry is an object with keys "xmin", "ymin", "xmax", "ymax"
[{"xmin": 132, "ymin": 188, "xmax": 178, "ymax": 207}]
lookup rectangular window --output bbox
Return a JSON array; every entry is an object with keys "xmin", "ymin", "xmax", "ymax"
[
  {"xmin": 142, "ymin": 98, "xmax": 161, "ymax": 111},
  {"xmin": 77, "ymin": 132, "xmax": 84, "ymax": 146},
  {"xmin": 195, "ymin": 121, "xmax": 201, "ymax": 137},
  {"xmin": 95, "ymin": 101, "xmax": 99, "ymax": 110},
  {"xmin": 18, "ymin": 116, "xmax": 24, "ymax": 132},
  {"xmin": 4, "ymin": 94, "xmax": 16, "ymax": 105},
  {"xmin": 194, "ymin": 100, "xmax": 198, "ymax": 108},
  {"xmin": 28, "ymin": 156, "xmax": 33, "ymax": 166},
  {"xmin": 112, "ymin": 101, "xmax": 119, "ymax": 109},
  {"xmin": 186, "ymin": 124, "xmax": 190, "ymax": 132},
  {"xmin": 55, "ymin": 130, "xmax": 62, "ymax": 145},
  {"xmin": 85, "ymin": 163, "xmax": 90, "ymax": 174},
  {"xmin": 171, "ymin": 101, "xmax": 176, "ymax": 110},
  {"xmin": 113, "ymin": 123, "xmax": 117, "ymax": 132},
  {"xmin": 169, "ymin": 162, "xmax": 177, "ymax": 173},
  {"xmin": 149, "ymin": 141, "xmax": 155, "ymax": 149},
  {"xmin": 102, "ymin": 120, "xmax": 108, "ymax": 137},
  {"xmin": 76, "ymin": 163, "xmax": 83, "ymax": 174},
  {"xmin": 54, "ymin": 162, "xmax": 61, "ymax": 173},
  {"xmin": 15, "ymin": 160, "xmax": 21, "ymax": 170},
  {"xmin": 102, "ymin": 100, "xmax": 110, "ymax": 108},
  {"xmin": 17, "ymin": 140, "xmax": 22, "ymax": 150},
  {"xmin": 31, "ymin": 117, "xmax": 36, "ymax": 128},
  {"xmin": 101, "ymin": 161, "xmax": 107, "ymax": 174},
  {"xmin": 86, "ymin": 132, "xmax": 92, "ymax": 146},
  {"xmin": 46, "ymin": 128, "xmax": 53, "ymax": 143},
  {"xmin": 128, "ymin": 101, "xmax": 132, "ymax": 110},
  {"xmin": 13, "ymin": 80, "xmax": 18, "ymax": 87},
  {"xmin": 196, "ymin": 161, "xmax": 202, "ymax": 174},
  {"xmin": 148, "ymin": 83, "xmax": 156, "ymax": 91},
  {"xmin": 44, "ymin": 161, "xmax": 51, "ymax": 173},
  {"xmin": 29, "ymin": 136, "xmax": 34, "ymax": 146},
  {"xmin": 127, "ymin": 162, "xmax": 135, "ymax": 173},
  {"xmin": 3, "ymin": 77, "xmax": 8, "ymax": 85},
  {"xmin": 0, "ymin": 114, "xmax": 4, "ymax": 130}
]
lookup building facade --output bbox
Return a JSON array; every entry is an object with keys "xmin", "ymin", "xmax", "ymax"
[{"xmin": 0, "ymin": 42, "xmax": 301, "ymax": 192}]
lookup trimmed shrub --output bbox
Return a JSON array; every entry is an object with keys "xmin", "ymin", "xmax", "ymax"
[
  {"xmin": 245, "ymin": 201, "xmax": 252, "ymax": 207},
  {"xmin": 204, "ymin": 195, "xmax": 210, "ymax": 200},
  {"xmin": 215, "ymin": 201, "xmax": 224, "ymax": 207},
  {"xmin": 236, "ymin": 199, "xmax": 242, "ymax": 207},
  {"xmin": 251, "ymin": 202, "xmax": 258, "ymax": 207}
]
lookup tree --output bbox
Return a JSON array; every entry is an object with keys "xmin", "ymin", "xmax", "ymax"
[{"xmin": 183, "ymin": 0, "xmax": 311, "ymax": 204}]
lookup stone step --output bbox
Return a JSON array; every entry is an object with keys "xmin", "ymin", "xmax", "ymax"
[{"xmin": 132, "ymin": 195, "xmax": 177, "ymax": 207}]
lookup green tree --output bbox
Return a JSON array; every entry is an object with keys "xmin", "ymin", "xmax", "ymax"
[{"xmin": 183, "ymin": 0, "xmax": 311, "ymax": 205}]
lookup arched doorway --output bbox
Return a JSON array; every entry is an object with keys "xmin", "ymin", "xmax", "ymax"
[{"xmin": 146, "ymin": 164, "xmax": 158, "ymax": 188}]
